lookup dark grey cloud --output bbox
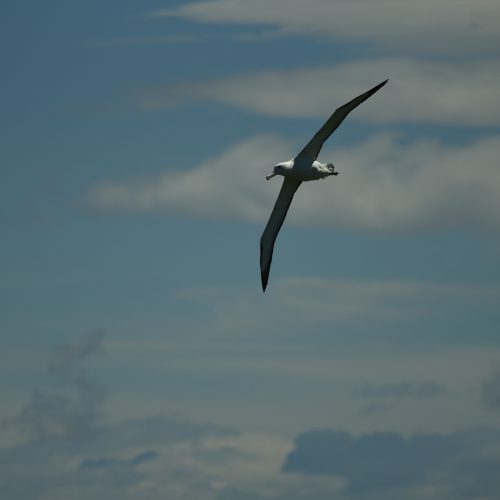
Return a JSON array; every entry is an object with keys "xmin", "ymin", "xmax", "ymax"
[
  {"xmin": 0, "ymin": 332, "xmax": 237, "ymax": 500},
  {"xmin": 354, "ymin": 381, "xmax": 446, "ymax": 399},
  {"xmin": 481, "ymin": 368, "xmax": 500, "ymax": 411},
  {"xmin": 49, "ymin": 329, "xmax": 105, "ymax": 380},
  {"xmin": 5, "ymin": 382, "xmax": 105, "ymax": 441},
  {"xmin": 284, "ymin": 430, "xmax": 455, "ymax": 494},
  {"xmin": 3, "ymin": 331, "xmax": 232, "ymax": 446},
  {"xmin": 283, "ymin": 428, "xmax": 500, "ymax": 499},
  {"xmin": 5, "ymin": 331, "xmax": 107, "ymax": 441}
]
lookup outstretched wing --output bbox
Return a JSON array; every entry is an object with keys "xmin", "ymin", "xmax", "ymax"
[
  {"xmin": 296, "ymin": 79, "xmax": 388, "ymax": 160},
  {"xmin": 260, "ymin": 178, "xmax": 302, "ymax": 292}
]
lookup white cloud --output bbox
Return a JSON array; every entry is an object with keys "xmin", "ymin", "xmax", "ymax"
[
  {"xmin": 137, "ymin": 59, "xmax": 500, "ymax": 126},
  {"xmin": 87, "ymin": 133, "xmax": 500, "ymax": 230},
  {"xmin": 151, "ymin": 0, "xmax": 500, "ymax": 56},
  {"xmin": 86, "ymin": 135, "xmax": 288, "ymax": 222}
]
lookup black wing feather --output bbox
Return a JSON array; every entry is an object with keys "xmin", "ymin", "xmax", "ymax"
[
  {"xmin": 260, "ymin": 179, "xmax": 302, "ymax": 291},
  {"xmin": 297, "ymin": 79, "xmax": 388, "ymax": 160}
]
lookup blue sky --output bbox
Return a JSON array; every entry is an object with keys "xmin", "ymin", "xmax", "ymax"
[{"xmin": 1, "ymin": 1, "xmax": 500, "ymax": 498}]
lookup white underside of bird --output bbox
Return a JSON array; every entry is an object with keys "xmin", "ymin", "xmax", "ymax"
[
  {"xmin": 265, "ymin": 158, "xmax": 337, "ymax": 182},
  {"xmin": 260, "ymin": 79, "xmax": 388, "ymax": 292}
]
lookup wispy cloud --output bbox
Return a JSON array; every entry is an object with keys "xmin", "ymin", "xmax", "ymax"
[
  {"xmin": 0, "ymin": 333, "xmax": 330, "ymax": 500},
  {"xmin": 5, "ymin": 331, "xmax": 107, "ymax": 441},
  {"xmin": 49, "ymin": 329, "xmax": 105, "ymax": 380},
  {"xmin": 137, "ymin": 59, "xmax": 500, "ymax": 127},
  {"xmin": 86, "ymin": 133, "xmax": 500, "ymax": 230},
  {"xmin": 161, "ymin": 277, "xmax": 500, "ymax": 377},
  {"xmin": 150, "ymin": 0, "xmax": 500, "ymax": 56}
]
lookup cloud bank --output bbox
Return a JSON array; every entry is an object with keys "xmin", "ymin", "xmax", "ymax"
[
  {"xmin": 3, "ymin": 331, "xmax": 500, "ymax": 499},
  {"xmin": 87, "ymin": 133, "xmax": 500, "ymax": 231},
  {"xmin": 151, "ymin": 0, "xmax": 500, "ymax": 56}
]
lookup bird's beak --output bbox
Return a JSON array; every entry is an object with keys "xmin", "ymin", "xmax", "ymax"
[{"xmin": 266, "ymin": 173, "xmax": 276, "ymax": 180}]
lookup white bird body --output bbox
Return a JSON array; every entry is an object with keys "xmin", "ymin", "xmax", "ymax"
[
  {"xmin": 260, "ymin": 79, "xmax": 388, "ymax": 291},
  {"xmin": 270, "ymin": 158, "xmax": 337, "ymax": 181}
]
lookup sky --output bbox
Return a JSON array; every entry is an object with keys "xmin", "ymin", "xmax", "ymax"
[{"xmin": 1, "ymin": 1, "xmax": 500, "ymax": 498}]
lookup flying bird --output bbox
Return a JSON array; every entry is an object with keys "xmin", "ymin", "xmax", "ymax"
[{"xmin": 260, "ymin": 79, "xmax": 388, "ymax": 292}]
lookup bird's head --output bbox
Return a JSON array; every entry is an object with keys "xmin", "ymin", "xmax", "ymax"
[{"xmin": 266, "ymin": 163, "xmax": 285, "ymax": 180}]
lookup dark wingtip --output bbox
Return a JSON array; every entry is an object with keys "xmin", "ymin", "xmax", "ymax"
[
  {"xmin": 261, "ymin": 271, "xmax": 268, "ymax": 292},
  {"xmin": 375, "ymin": 79, "xmax": 389, "ymax": 90}
]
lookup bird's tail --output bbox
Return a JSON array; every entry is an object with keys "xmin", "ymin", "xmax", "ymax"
[{"xmin": 326, "ymin": 163, "xmax": 338, "ymax": 176}]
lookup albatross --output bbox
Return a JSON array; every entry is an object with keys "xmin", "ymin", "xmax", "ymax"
[{"xmin": 260, "ymin": 79, "xmax": 388, "ymax": 292}]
